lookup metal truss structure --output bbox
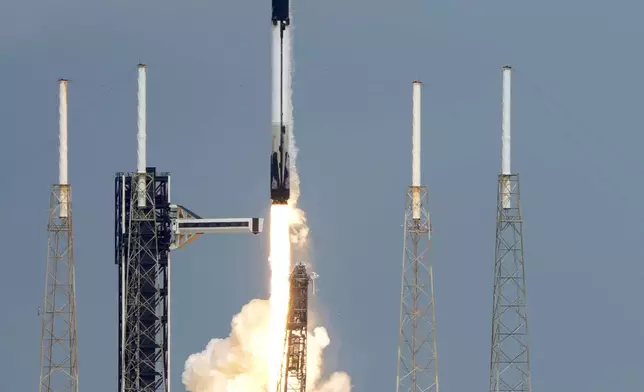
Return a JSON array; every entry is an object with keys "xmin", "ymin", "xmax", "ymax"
[
  {"xmin": 115, "ymin": 168, "xmax": 264, "ymax": 392},
  {"xmin": 39, "ymin": 184, "xmax": 79, "ymax": 392},
  {"xmin": 396, "ymin": 186, "xmax": 439, "ymax": 392},
  {"xmin": 115, "ymin": 168, "xmax": 171, "ymax": 392},
  {"xmin": 278, "ymin": 262, "xmax": 311, "ymax": 392},
  {"xmin": 489, "ymin": 174, "xmax": 532, "ymax": 392}
]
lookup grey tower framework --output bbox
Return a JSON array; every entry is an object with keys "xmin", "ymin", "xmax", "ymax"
[
  {"xmin": 396, "ymin": 81, "xmax": 439, "ymax": 392},
  {"xmin": 39, "ymin": 80, "xmax": 79, "ymax": 392},
  {"xmin": 488, "ymin": 66, "xmax": 532, "ymax": 392}
]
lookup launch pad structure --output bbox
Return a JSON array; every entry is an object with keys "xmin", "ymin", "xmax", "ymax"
[
  {"xmin": 114, "ymin": 64, "xmax": 264, "ymax": 392},
  {"xmin": 277, "ymin": 263, "xmax": 313, "ymax": 392}
]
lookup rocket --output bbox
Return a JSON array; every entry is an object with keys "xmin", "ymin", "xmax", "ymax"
[{"xmin": 270, "ymin": 0, "xmax": 291, "ymax": 205}]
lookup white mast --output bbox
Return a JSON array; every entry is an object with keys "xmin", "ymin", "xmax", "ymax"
[
  {"xmin": 137, "ymin": 64, "xmax": 147, "ymax": 208},
  {"xmin": 58, "ymin": 79, "xmax": 69, "ymax": 218},
  {"xmin": 412, "ymin": 81, "xmax": 423, "ymax": 220},
  {"xmin": 501, "ymin": 66, "xmax": 512, "ymax": 209}
]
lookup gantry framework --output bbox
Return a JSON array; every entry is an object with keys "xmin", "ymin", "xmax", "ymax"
[
  {"xmin": 115, "ymin": 169, "xmax": 171, "ymax": 392},
  {"xmin": 278, "ymin": 262, "xmax": 311, "ymax": 392},
  {"xmin": 115, "ymin": 169, "xmax": 263, "ymax": 392}
]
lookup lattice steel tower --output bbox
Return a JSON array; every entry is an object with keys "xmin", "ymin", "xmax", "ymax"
[
  {"xmin": 396, "ymin": 81, "xmax": 439, "ymax": 392},
  {"xmin": 277, "ymin": 262, "xmax": 311, "ymax": 392},
  {"xmin": 489, "ymin": 66, "xmax": 532, "ymax": 392},
  {"xmin": 39, "ymin": 79, "xmax": 79, "ymax": 392}
]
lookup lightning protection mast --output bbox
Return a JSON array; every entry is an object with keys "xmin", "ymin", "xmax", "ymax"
[
  {"xmin": 488, "ymin": 66, "xmax": 533, "ymax": 392},
  {"xmin": 395, "ymin": 81, "xmax": 439, "ymax": 392},
  {"xmin": 39, "ymin": 79, "xmax": 79, "ymax": 392}
]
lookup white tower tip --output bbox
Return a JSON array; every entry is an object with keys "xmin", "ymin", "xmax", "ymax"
[
  {"xmin": 412, "ymin": 81, "xmax": 422, "ymax": 220},
  {"xmin": 501, "ymin": 65, "xmax": 512, "ymax": 208},
  {"xmin": 137, "ymin": 64, "xmax": 147, "ymax": 208},
  {"xmin": 502, "ymin": 66, "xmax": 512, "ymax": 175},
  {"xmin": 58, "ymin": 79, "xmax": 69, "ymax": 218},
  {"xmin": 58, "ymin": 79, "xmax": 68, "ymax": 186}
]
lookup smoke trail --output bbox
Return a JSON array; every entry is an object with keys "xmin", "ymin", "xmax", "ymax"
[
  {"xmin": 286, "ymin": 134, "xmax": 309, "ymax": 247},
  {"xmin": 182, "ymin": 299, "xmax": 352, "ymax": 392},
  {"xmin": 284, "ymin": 22, "xmax": 308, "ymax": 249}
]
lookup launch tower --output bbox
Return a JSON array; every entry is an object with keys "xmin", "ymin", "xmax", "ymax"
[
  {"xmin": 395, "ymin": 81, "xmax": 440, "ymax": 392},
  {"xmin": 488, "ymin": 66, "xmax": 532, "ymax": 392},
  {"xmin": 277, "ymin": 262, "xmax": 311, "ymax": 392},
  {"xmin": 39, "ymin": 79, "xmax": 79, "ymax": 392},
  {"xmin": 114, "ymin": 64, "xmax": 264, "ymax": 392}
]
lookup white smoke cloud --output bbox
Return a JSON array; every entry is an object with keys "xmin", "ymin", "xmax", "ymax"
[
  {"xmin": 182, "ymin": 300, "xmax": 270, "ymax": 392},
  {"xmin": 182, "ymin": 299, "xmax": 351, "ymax": 392}
]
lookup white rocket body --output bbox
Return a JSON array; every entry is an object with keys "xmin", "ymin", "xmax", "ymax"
[{"xmin": 270, "ymin": 0, "xmax": 291, "ymax": 204}]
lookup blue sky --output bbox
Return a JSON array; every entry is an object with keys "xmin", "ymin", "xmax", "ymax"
[{"xmin": 2, "ymin": 0, "xmax": 644, "ymax": 391}]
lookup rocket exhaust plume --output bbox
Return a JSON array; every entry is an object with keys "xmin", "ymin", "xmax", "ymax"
[
  {"xmin": 58, "ymin": 79, "xmax": 69, "ymax": 218},
  {"xmin": 268, "ymin": 203, "xmax": 292, "ymax": 392},
  {"xmin": 137, "ymin": 64, "xmax": 147, "ymax": 208},
  {"xmin": 181, "ymin": 2, "xmax": 350, "ymax": 392},
  {"xmin": 501, "ymin": 66, "xmax": 512, "ymax": 209}
]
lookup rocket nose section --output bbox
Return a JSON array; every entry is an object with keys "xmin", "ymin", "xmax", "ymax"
[{"xmin": 272, "ymin": 0, "xmax": 289, "ymax": 22}]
